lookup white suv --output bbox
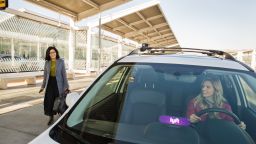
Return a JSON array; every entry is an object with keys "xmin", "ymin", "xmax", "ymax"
[{"xmin": 30, "ymin": 46, "xmax": 256, "ymax": 144}]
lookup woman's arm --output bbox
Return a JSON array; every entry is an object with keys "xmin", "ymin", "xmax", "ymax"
[
  {"xmin": 222, "ymin": 103, "xmax": 234, "ymax": 121},
  {"xmin": 187, "ymin": 99, "xmax": 196, "ymax": 118},
  {"xmin": 39, "ymin": 61, "xmax": 47, "ymax": 93},
  {"xmin": 61, "ymin": 59, "xmax": 69, "ymax": 90},
  {"xmin": 41, "ymin": 61, "xmax": 47, "ymax": 89},
  {"xmin": 187, "ymin": 99, "xmax": 201, "ymax": 123},
  {"xmin": 223, "ymin": 103, "xmax": 246, "ymax": 129}
]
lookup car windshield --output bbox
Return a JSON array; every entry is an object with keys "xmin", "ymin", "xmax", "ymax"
[{"xmin": 65, "ymin": 63, "xmax": 256, "ymax": 144}]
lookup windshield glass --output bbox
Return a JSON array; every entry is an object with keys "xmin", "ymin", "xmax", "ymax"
[{"xmin": 65, "ymin": 63, "xmax": 256, "ymax": 144}]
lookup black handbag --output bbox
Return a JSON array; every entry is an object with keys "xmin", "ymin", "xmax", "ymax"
[
  {"xmin": 53, "ymin": 97, "xmax": 61, "ymax": 112},
  {"xmin": 58, "ymin": 93, "xmax": 68, "ymax": 115},
  {"xmin": 53, "ymin": 90, "xmax": 70, "ymax": 115}
]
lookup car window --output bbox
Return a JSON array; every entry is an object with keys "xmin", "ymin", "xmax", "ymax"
[
  {"xmin": 90, "ymin": 66, "xmax": 128, "ymax": 106},
  {"xmin": 67, "ymin": 65, "xmax": 129, "ymax": 127},
  {"xmin": 63, "ymin": 63, "xmax": 256, "ymax": 144},
  {"xmin": 239, "ymin": 76, "xmax": 256, "ymax": 112}
]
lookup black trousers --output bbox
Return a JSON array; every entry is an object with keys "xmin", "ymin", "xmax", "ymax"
[{"xmin": 44, "ymin": 76, "xmax": 59, "ymax": 116}]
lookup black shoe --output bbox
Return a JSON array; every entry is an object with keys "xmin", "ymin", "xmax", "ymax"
[{"xmin": 47, "ymin": 116, "xmax": 54, "ymax": 126}]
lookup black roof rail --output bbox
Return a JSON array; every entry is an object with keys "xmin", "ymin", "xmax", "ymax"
[
  {"xmin": 235, "ymin": 61, "xmax": 254, "ymax": 72},
  {"xmin": 128, "ymin": 44, "xmax": 254, "ymax": 72},
  {"xmin": 129, "ymin": 46, "xmax": 236, "ymax": 60}
]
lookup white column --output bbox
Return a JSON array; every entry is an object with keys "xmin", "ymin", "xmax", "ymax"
[
  {"xmin": 251, "ymin": 49, "xmax": 256, "ymax": 70},
  {"xmin": 237, "ymin": 51, "xmax": 244, "ymax": 62},
  {"xmin": 11, "ymin": 38, "xmax": 14, "ymax": 66},
  {"xmin": 68, "ymin": 18, "xmax": 75, "ymax": 71},
  {"xmin": 118, "ymin": 39, "xmax": 122, "ymax": 58},
  {"xmin": 110, "ymin": 46, "xmax": 113, "ymax": 63},
  {"xmin": 37, "ymin": 38, "xmax": 40, "ymax": 60},
  {"xmin": 135, "ymin": 42, "xmax": 140, "ymax": 48},
  {"xmin": 98, "ymin": 14, "xmax": 102, "ymax": 73},
  {"xmin": 86, "ymin": 27, "xmax": 92, "ymax": 72}
]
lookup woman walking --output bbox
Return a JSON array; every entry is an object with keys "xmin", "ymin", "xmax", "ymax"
[{"xmin": 39, "ymin": 46, "xmax": 69, "ymax": 125}]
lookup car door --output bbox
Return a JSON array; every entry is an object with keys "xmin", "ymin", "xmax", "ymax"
[{"xmin": 235, "ymin": 75, "xmax": 256, "ymax": 142}]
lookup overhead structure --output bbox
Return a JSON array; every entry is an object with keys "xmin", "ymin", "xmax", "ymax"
[
  {"xmin": 25, "ymin": 0, "xmax": 130, "ymax": 21},
  {"xmin": 99, "ymin": 3, "xmax": 179, "ymax": 47}
]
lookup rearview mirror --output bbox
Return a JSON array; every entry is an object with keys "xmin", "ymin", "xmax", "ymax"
[{"xmin": 65, "ymin": 92, "xmax": 80, "ymax": 107}]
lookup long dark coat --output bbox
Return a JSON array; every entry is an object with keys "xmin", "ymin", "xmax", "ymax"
[{"xmin": 41, "ymin": 59, "xmax": 69, "ymax": 115}]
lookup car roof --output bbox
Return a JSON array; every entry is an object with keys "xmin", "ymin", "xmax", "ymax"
[{"xmin": 118, "ymin": 54, "xmax": 249, "ymax": 71}]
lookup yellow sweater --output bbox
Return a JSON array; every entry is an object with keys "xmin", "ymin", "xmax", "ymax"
[{"xmin": 50, "ymin": 60, "xmax": 56, "ymax": 77}]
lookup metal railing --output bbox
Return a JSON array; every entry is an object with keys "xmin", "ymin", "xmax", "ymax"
[
  {"xmin": 74, "ymin": 59, "xmax": 86, "ymax": 70},
  {"xmin": 0, "ymin": 57, "xmax": 116, "ymax": 73},
  {"xmin": 0, "ymin": 58, "xmax": 45, "ymax": 73}
]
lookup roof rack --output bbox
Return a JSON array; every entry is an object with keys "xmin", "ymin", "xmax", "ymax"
[
  {"xmin": 129, "ymin": 45, "xmax": 236, "ymax": 61},
  {"xmin": 128, "ymin": 44, "xmax": 254, "ymax": 72}
]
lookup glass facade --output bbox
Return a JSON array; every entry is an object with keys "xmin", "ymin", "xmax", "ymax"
[
  {"xmin": 0, "ymin": 37, "xmax": 11, "ymax": 54},
  {"xmin": 242, "ymin": 51, "xmax": 252, "ymax": 67},
  {"xmin": 0, "ymin": 11, "xmax": 136, "ymax": 73},
  {"xmin": 122, "ymin": 43, "xmax": 135, "ymax": 55},
  {"xmin": 231, "ymin": 50, "xmax": 256, "ymax": 70},
  {"xmin": 74, "ymin": 30, "xmax": 87, "ymax": 70},
  {"xmin": 91, "ymin": 34, "xmax": 122, "ymax": 70},
  {"xmin": 0, "ymin": 11, "xmax": 70, "ymax": 60}
]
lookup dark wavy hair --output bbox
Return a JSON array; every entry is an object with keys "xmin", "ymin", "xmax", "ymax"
[{"xmin": 45, "ymin": 46, "xmax": 60, "ymax": 61}]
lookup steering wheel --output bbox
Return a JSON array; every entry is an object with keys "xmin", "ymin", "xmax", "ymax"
[{"xmin": 195, "ymin": 108, "xmax": 241, "ymax": 124}]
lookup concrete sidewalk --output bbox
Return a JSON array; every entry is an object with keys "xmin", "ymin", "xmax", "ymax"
[
  {"xmin": 0, "ymin": 74, "xmax": 97, "ymax": 101},
  {"xmin": 0, "ymin": 74, "xmax": 98, "ymax": 144},
  {"xmin": 0, "ymin": 104, "xmax": 50, "ymax": 144},
  {"xmin": 0, "ymin": 74, "xmax": 97, "ymax": 114}
]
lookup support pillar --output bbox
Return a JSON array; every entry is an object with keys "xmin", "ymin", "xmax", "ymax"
[
  {"xmin": 68, "ymin": 18, "xmax": 75, "ymax": 79},
  {"xmin": 237, "ymin": 51, "xmax": 244, "ymax": 62},
  {"xmin": 37, "ymin": 38, "xmax": 40, "ymax": 60},
  {"xmin": 11, "ymin": 38, "xmax": 14, "ymax": 66},
  {"xmin": 118, "ymin": 39, "xmax": 122, "ymax": 58},
  {"xmin": 251, "ymin": 49, "xmax": 256, "ymax": 70},
  {"xmin": 86, "ymin": 27, "xmax": 92, "ymax": 73}
]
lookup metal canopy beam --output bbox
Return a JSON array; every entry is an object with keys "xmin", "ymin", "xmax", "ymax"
[
  {"xmin": 113, "ymin": 14, "xmax": 163, "ymax": 31},
  {"xmin": 26, "ymin": 0, "xmax": 130, "ymax": 21},
  {"xmin": 27, "ymin": 0, "xmax": 77, "ymax": 18},
  {"xmin": 86, "ymin": 2, "xmax": 179, "ymax": 47},
  {"xmin": 117, "ymin": 19, "xmax": 157, "ymax": 44},
  {"xmin": 82, "ymin": 0, "xmax": 99, "ymax": 9},
  {"xmin": 124, "ymin": 22, "xmax": 168, "ymax": 37},
  {"xmin": 151, "ymin": 40, "xmax": 178, "ymax": 47},
  {"xmin": 135, "ymin": 11, "xmax": 171, "ymax": 43},
  {"xmin": 78, "ymin": 0, "xmax": 130, "ymax": 20}
]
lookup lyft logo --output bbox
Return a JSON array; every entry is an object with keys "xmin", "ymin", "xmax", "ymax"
[
  {"xmin": 169, "ymin": 117, "xmax": 180, "ymax": 124},
  {"xmin": 159, "ymin": 115, "xmax": 190, "ymax": 126}
]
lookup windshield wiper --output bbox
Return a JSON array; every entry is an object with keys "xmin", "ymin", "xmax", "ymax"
[{"xmin": 58, "ymin": 125, "xmax": 91, "ymax": 144}]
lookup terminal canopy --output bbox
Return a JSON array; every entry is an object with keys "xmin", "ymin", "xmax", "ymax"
[
  {"xmin": 101, "ymin": 4, "xmax": 178, "ymax": 47},
  {"xmin": 26, "ymin": 0, "xmax": 130, "ymax": 21}
]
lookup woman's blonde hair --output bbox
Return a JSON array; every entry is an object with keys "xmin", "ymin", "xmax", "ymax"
[{"xmin": 194, "ymin": 76, "xmax": 227, "ymax": 117}]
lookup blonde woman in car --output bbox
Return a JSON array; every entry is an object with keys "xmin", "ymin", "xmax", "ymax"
[{"xmin": 186, "ymin": 76, "xmax": 246, "ymax": 129}]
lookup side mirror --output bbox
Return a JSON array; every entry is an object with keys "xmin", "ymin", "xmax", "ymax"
[{"xmin": 65, "ymin": 92, "xmax": 80, "ymax": 107}]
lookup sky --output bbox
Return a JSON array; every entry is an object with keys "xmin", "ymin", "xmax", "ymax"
[
  {"xmin": 163, "ymin": 0, "xmax": 256, "ymax": 50},
  {"xmin": 7, "ymin": 0, "xmax": 256, "ymax": 50}
]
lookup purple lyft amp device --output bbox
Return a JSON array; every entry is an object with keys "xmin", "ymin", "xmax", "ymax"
[{"xmin": 159, "ymin": 115, "xmax": 190, "ymax": 126}]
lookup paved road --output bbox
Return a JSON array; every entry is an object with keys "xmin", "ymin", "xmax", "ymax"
[
  {"xmin": 0, "ymin": 104, "xmax": 50, "ymax": 144},
  {"xmin": 0, "ymin": 74, "xmax": 97, "ymax": 144}
]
